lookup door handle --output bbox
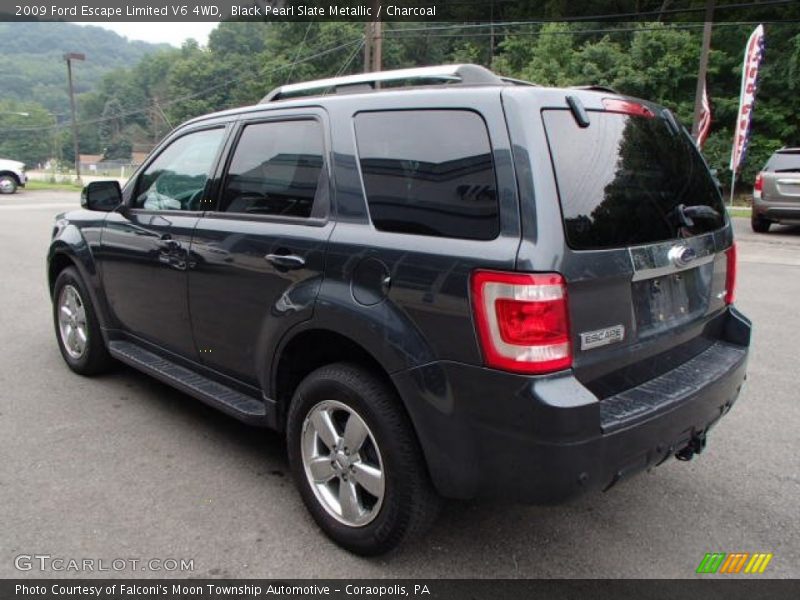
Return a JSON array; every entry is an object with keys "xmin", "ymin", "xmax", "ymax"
[
  {"xmin": 158, "ymin": 239, "xmax": 181, "ymax": 251},
  {"xmin": 265, "ymin": 253, "xmax": 306, "ymax": 270}
]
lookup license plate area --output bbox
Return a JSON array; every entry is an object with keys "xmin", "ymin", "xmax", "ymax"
[{"xmin": 632, "ymin": 264, "xmax": 712, "ymax": 337}]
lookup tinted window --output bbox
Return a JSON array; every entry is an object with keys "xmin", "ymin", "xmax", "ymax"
[
  {"xmin": 355, "ymin": 110, "xmax": 499, "ymax": 240},
  {"xmin": 135, "ymin": 128, "xmax": 224, "ymax": 211},
  {"xmin": 766, "ymin": 151, "xmax": 800, "ymax": 172},
  {"xmin": 220, "ymin": 120, "xmax": 324, "ymax": 217},
  {"xmin": 543, "ymin": 109, "xmax": 725, "ymax": 250}
]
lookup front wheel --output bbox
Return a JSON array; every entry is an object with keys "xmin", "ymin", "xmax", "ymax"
[
  {"xmin": 286, "ymin": 363, "xmax": 441, "ymax": 556},
  {"xmin": 0, "ymin": 174, "xmax": 18, "ymax": 194},
  {"xmin": 52, "ymin": 267, "xmax": 114, "ymax": 375}
]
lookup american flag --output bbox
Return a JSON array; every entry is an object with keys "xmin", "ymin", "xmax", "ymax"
[{"xmin": 696, "ymin": 77, "xmax": 711, "ymax": 150}]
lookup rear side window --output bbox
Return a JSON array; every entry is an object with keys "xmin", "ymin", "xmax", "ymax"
[
  {"xmin": 765, "ymin": 151, "xmax": 800, "ymax": 172},
  {"xmin": 354, "ymin": 110, "xmax": 499, "ymax": 240},
  {"xmin": 220, "ymin": 120, "xmax": 324, "ymax": 218},
  {"xmin": 543, "ymin": 108, "xmax": 725, "ymax": 250}
]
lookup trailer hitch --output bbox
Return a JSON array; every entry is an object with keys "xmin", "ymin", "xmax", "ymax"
[{"xmin": 675, "ymin": 432, "xmax": 707, "ymax": 461}]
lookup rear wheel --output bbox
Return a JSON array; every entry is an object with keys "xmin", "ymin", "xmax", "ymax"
[
  {"xmin": 0, "ymin": 174, "xmax": 18, "ymax": 194},
  {"xmin": 286, "ymin": 363, "xmax": 441, "ymax": 555},
  {"xmin": 751, "ymin": 214, "xmax": 771, "ymax": 233},
  {"xmin": 53, "ymin": 267, "xmax": 114, "ymax": 375}
]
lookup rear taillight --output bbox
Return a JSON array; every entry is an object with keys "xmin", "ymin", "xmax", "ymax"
[
  {"xmin": 470, "ymin": 270, "xmax": 571, "ymax": 374},
  {"xmin": 602, "ymin": 98, "xmax": 655, "ymax": 118},
  {"xmin": 725, "ymin": 243, "xmax": 737, "ymax": 305},
  {"xmin": 753, "ymin": 172, "xmax": 763, "ymax": 199}
]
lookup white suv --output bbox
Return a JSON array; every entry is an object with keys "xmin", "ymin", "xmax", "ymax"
[{"xmin": 0, "ymin": 159, "xmax": 27, "ymax": 194}]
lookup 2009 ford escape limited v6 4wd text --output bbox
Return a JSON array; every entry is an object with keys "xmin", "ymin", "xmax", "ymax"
[{"xmin": 48, "ymin": 65, "xmax": 751, "ymax": 555}]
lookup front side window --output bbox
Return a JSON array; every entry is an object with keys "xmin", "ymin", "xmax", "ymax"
[
  {"xmin": 220, "ymin": 120, "xmax": 325, "ymax": 218},
  {"xmin": 354, "ymin": 110, "xmax": 499, "ymax": 240},
  {"xmin": 134, "ymin": 128, "xmax": 225, "ymax": 211}
]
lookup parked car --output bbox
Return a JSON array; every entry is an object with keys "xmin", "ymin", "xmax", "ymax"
[
  {"xmin": 0, "ymin": 158, "xmax": 27, "ymax": 194},
  {"xmin": 752, "ymin": 147, "xmax": 800, "ymax": 232},
  {"xmin": 47, "ymin": 65, "xmax": 751, "ymax": 555}
]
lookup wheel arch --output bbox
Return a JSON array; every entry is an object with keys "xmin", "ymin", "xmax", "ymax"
[
  {"xmin": 48, "ymin": 245, "xmax": 112, "ymax": 335},
  {"xmin": 0, "ymin": 170, "xmax": 22, "ymax": 187},
  {"xmin": 0, "ymin": 170, "xmax": 21, "ymax": 184},
  {"xmin": 48, "ymin": 250, "xmax": 77, "ymax": 297},
  {"xmin": 270, "ymin": 328, "xmax": 403, "ymax": 431}
]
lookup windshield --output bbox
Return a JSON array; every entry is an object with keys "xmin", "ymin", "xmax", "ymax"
[{"xmin": 542, "ymin": 108, "xmax": 726, "ymax": 250}]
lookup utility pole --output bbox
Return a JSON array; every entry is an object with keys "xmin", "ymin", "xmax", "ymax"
[
  {"xmin": 691, "ymin": 0, "xmax": 715, "ymax": 138},
  {"xmin": 364, "ymin": 0, "xmax": 382, "ymax": 73},
  {"xmin": 64, "ymin": 52, "xmax": 85, "ymax": 184},
  {"xmin": 364, "ymin": 20, "xmax": 372, "ymax": 73},
  {"xmin": 489, "ymin": 0, "xmax": 495, "ymax": 66},
  {"xmin": 49, "ymin": 112, "xmax": 58, "ymax": 181}
]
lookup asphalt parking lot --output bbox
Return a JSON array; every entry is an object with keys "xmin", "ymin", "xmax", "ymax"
[{"xmin": 1, "ymin": 189, "xmax": 798, "ymax": 578}]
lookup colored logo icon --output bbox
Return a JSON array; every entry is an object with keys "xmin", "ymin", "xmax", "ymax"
[{"xmin": 696, "ymin": 552, "xmax": 773, "ymax": 574}]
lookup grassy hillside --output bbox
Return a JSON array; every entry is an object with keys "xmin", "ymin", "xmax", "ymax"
[{"xmin": 0, "ymin": 22, "xmax": 168, "ymax": 114}]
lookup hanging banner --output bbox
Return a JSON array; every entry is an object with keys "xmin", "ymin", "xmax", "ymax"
[{"xmin": 729, "ymin": 24, "xmax": 765, "ymax": 173}]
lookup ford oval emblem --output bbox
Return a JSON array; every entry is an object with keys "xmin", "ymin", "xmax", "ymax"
[{"xmin": 668, "ymin": 245, "xmax": 697, "ymax": 268}]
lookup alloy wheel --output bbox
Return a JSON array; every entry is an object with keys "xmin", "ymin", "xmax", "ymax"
[
  {"xmin": 57, "ymin": 284, "xmax": 88, "ymax": 359},
  {"xmin": 301, "ymin": 400, "xmax": 385, "ymax": 527}
]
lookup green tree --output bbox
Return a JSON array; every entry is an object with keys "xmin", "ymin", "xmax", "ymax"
[{"xmin": 0, "ymin": 101, "xmax": 52, "ymax": 166}]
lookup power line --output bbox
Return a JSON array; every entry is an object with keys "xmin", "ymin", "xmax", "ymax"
[
  {"xmin": 284, "ymin": 22, "xmax": 314, "ymax": 85},
  {"xmin": 383, "ymin": 0, "xmax": 798, "ymax": 29},
  {"xmin": 2, "ymin": 36, "xmax": 362, "ymax": 135},
  {"xmin": 335, "ymin": 36, "xmax": 366, "ymax": 77},
  {"xmin": 385, "ymin": 21, "xmax": 760, "ymax": 39}
]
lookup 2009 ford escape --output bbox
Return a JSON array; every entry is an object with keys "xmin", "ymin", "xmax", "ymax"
[{"xmin": 47, "ymin": 65, "xmax": 751, "ymax": 555}]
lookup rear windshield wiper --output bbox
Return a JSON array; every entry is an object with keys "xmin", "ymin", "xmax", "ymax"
[
  {"xmin": 775, "ymin": 168, "xmax": 800, "ymax": 173},
  {"xmin": 669, "ymin": 204, "xmax": 720, "ymax": 229}
]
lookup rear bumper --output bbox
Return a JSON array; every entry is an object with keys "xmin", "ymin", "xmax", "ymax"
[
  {"xmin": 753, "ymin": 198, "xmax": 800, "ymax": 221},
  {"xmin": 393, "ymin": 307, "xmax": 751, "ymax": 503}
]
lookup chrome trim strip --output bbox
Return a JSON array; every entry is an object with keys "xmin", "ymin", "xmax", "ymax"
[{"xmin": 628, "ymin": 232, "xmax": 717, "ymax": 281}]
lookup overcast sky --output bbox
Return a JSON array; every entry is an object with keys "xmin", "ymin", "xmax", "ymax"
[{"xmin": 76, "ymin": 22, "xmax": 220, "ymax": 46}]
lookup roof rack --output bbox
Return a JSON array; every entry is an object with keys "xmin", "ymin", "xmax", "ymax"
[
  {"xmin": 260, "ymin": 64, "xmax": 506, "ymax": 103},
  {"xmin": 571, "ymin": 84, "xmax": 620, "ymax": 94},
  {"xmin": 500, "ymin": 76, "xmax": 538, "ymax": 87}
]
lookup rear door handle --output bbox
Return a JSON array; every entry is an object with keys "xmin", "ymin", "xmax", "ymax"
[
  {"xmin": 158, "ymin": 238, "xmax": 181, "ymax": 251},
  {"xmin": 265, "ymin": 253, "xmax": 306, "ymax": 270}
]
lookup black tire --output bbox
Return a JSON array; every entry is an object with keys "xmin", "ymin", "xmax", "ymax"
[
  {"xmin": 751, "ymin": 214, "xmax": 771, "ymax": 233},
  {"xmin": 286, "ymin": 363, "xmax": 441, "ymax": 556},
  {"xmin": 52, "ymin": 266, "xmax": 114, "ymax": 375},
  {"xmin": 0, "ymin": 174, "xmax": 18, "ymax": 194}
]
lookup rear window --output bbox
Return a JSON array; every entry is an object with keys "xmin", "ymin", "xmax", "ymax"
[
  {"xmin": 354, "ymin": 110, "xmax": 499, "ymax": 241},
  {"xmin": 765, "ymin": 151, "xmax": 800, "ymax": 172},
  {"xmin": 542, "ymin": 108, "xmax": 725, "ymax": 250}
]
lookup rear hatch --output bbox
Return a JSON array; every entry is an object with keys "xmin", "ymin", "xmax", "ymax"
[
  {"xmin": 523, "ymin": 93, "xmax": 734, "ymax": 398},
  {"xmin": 762, "ymin": 149, "xmax": 800, "ymax": 203}
]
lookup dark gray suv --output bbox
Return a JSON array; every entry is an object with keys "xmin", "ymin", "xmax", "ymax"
[{"xmin": 48, "ymin": 64, "xmax": 751, "ymax": 555}]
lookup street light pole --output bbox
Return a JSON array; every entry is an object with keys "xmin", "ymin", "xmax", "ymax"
[
  {"xmin": 64, "ymin": 52, "xmax": 85, "ymax": 184},
  {"xmin": 49, "ymin": 112, "xmax": 59, "ymax": 182}
]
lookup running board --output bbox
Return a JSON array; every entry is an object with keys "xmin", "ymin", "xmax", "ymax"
[{"xmin": 108, "ymin": 340, "xmax": 269, "ymax": 426}]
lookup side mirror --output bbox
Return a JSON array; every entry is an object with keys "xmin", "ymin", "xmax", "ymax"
[{"xmin": 81, "ymin": 180, "xmax": 122, "ymax": 212}]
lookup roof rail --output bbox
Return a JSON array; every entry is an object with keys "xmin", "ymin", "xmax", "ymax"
[
  {"xmin": 571, "ymin": 84, "xmax": 620, "ymax": 94},
  {"xmin": 499, "ymin": 76, "xmax": 538, "ymax": 87},
  {"xmin": 261, "ymin": 64, "xmax": 506, "ymax": 103}
]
